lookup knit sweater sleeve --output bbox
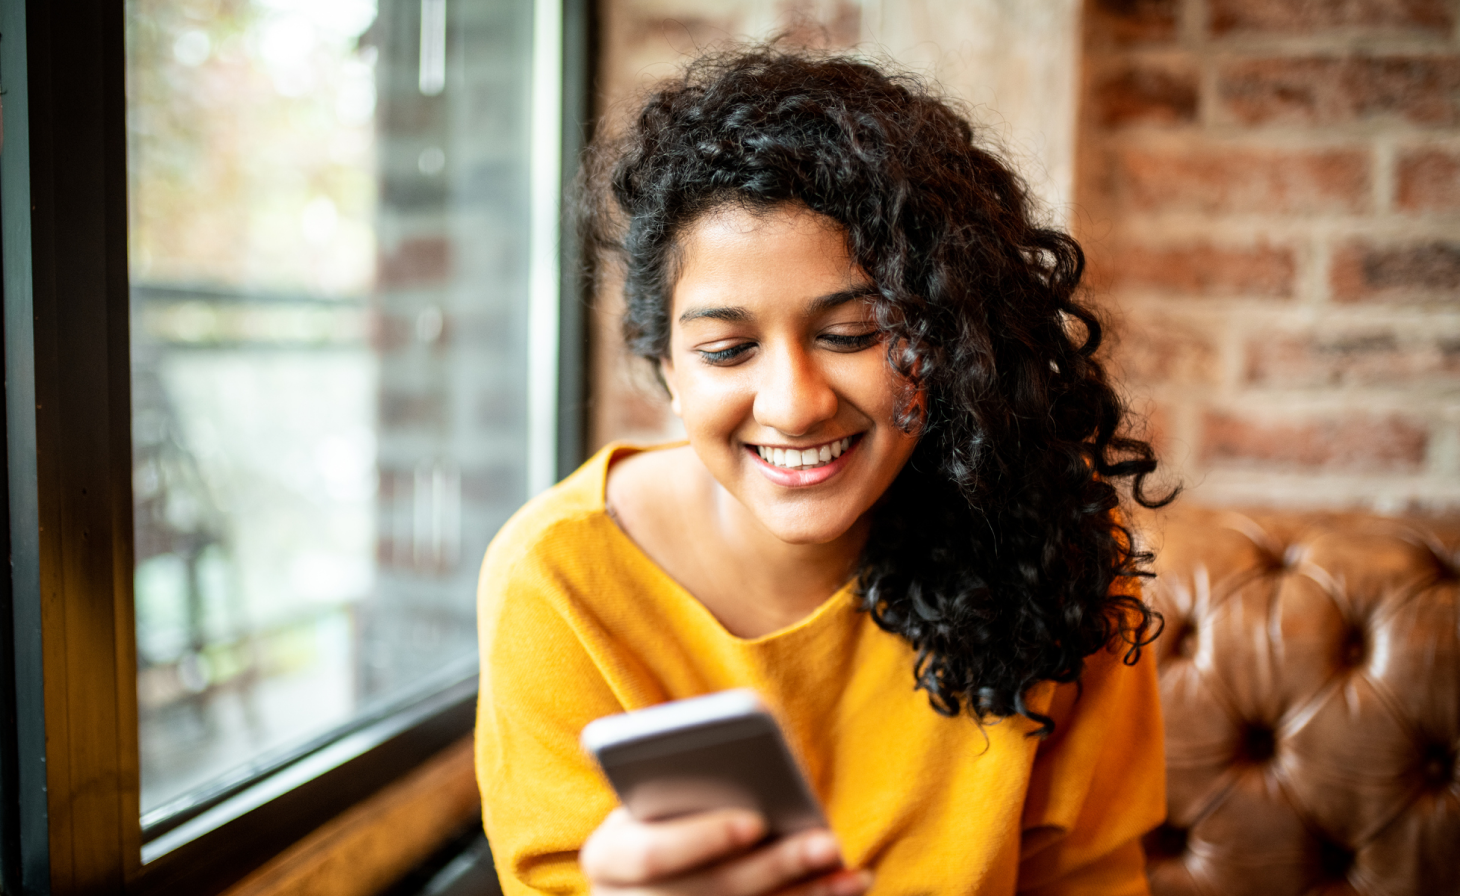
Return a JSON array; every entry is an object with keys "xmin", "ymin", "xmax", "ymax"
[{"xmin": 474, "ymin": 508, "xmax": 624, "ymax": 896}]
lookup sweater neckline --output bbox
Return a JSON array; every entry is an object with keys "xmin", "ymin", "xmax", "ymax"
[{"xmin": 589, "ymin": 441, "xmax": 859, "ymax": 647}]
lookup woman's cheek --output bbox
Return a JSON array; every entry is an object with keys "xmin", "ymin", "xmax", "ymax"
[
  {"xmin": 836, "ymin": 353, "xmax": 900, "ymax": 423},
  {"xmin": 692, "ymin": 369, "xmax": 755, "ymax": 427}
]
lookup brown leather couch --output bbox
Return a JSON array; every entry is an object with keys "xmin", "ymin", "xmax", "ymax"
[{"xmin": 1141, "ymin": 508, "xmax": 1459, "ymax": 895}]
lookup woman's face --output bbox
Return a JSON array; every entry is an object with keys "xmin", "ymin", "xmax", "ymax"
[{"xmin": 660, "ymin": 203, "xmax": 920, "ymax": 545}]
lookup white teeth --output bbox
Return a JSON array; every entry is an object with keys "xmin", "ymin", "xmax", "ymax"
[{"xmin": 757, "ymin": 437, "xmax": 854, "ymax": 470}]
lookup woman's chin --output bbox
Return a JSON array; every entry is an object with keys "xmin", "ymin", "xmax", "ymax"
[{"xmin": 746, "ymin": 503, "xmax": 865, "ymax": 547}]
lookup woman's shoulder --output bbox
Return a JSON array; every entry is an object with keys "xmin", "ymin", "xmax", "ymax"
[
  {"xmin": 482, "ymin": 457, "xmax": 600, "ymax": 571},
  {"xmin": 475, "ymin": 443, "xmax": 695, "ymax": 715},
  {"xmin": 602, "ymin": 443, "xmax": 699, "ymax": 543},
  {"xmin": 478, "ymin": 441, "xmax": 686, "ymax": 605}
]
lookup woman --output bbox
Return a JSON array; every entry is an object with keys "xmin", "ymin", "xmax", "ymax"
[{"xmin": 476, "ymin": 48, "xmax": 1173, "ymax": 896}]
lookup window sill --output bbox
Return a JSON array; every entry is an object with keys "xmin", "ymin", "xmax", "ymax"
[{"xmin": 221, "ymin": 735, "xmax": 480, "ymax": 896}]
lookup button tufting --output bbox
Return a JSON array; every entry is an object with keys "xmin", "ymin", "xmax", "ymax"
[
  {"xmin": 1419, "ymin": 743, "xmax": 1455, "ymax": 788},
  {"xmin": 1281, "ymin": 542, "xmax": 1307, "ymax": 570},
  {"xmin": 1426, "ymin": 547, "xmax": 1459, "ymax": 582},
  {"xmin": 1317, "ymin": 838, "xmax": 1354, "ymax": 880},
  {"xmin": 1258, "ymin": 548, "xmax": 1287, "ymax": 572},
  {"xmin": 1151, "ymin": 510, "xmax": 1459, "ymax": 895},
  {"xmin": 1340, "ymin": 627, "xmax": 1366, "ymax": 668},
  {"xmin": 1173, "ymin": 623, "xmax": 1197, "ymax": 659},
  {"xmin": 1143, "ymin": 823, "xmax": 1188, "ymax": 859},
  {"xmin": 1240, "ymin": 724, "xmax": 1276, "ymax": 764}
]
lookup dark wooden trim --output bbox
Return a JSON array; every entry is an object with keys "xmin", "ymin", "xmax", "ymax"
[
  {"xmin": 218, "ymin": 737, "xmax": 479, "ymax": 896},
  {"xmin": 0, "ymin": 38, "xmax": 27, "ymax": 896},
  {"xmin": 5, "ymin": 0, "xmax": 139, "ymax": 892},
  {"xmin": 135, "ymin": 679, "xmax": 476, "ymax": 896},
  {"xmin": 140, "ymin": 659, "xmax": 474, "ymax": 842},
  {"xmin": 556, "ymin": 0, "xmax": 598, "ymax": 480},
  {"xmin": 1, "ymin": 3, "xmax": 52, "ymax": 891},
  {"xmin": 0, "ymin": 181, "xmax": 21, "ymax": 893}
]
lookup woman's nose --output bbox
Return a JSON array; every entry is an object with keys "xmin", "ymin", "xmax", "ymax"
[{"xmin": 752, "ymin": 345, "xmax": 838, "ymax": 437}]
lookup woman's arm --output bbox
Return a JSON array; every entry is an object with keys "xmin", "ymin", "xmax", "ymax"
[
  {"xmin": 475, "ymin": 532, "xmax": 622, "ymax": 894},
  {"xmin": 1015, "ymin": 632, "xmax": 1166, "ymax": 896}
]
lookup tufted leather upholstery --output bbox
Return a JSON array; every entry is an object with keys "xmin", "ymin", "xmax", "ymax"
[{"xmin": 1140, "ymin": 507, "xmax": 1460, "ymax": 896}]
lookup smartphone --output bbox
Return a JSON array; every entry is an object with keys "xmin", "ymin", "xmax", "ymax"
[{"xmin": 581, "ymin": 689, "xmax": 827, "ymax": 838}]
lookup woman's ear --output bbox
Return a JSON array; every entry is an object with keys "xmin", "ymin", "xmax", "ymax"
[{"xmin": 658, "ymin": 357, "xmax": 682, "ymax": 417}]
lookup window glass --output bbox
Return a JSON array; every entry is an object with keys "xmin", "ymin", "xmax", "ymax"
[{"xmin": 126, "ymin": 0, "xmax": 534, "ymax": 817}]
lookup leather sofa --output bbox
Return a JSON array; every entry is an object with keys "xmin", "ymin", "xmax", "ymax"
[{"xmin": 1140, "ymin": 507, "xmax": 1459, "ymax": 895}]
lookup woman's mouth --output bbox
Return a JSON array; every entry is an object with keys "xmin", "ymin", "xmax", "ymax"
[
  {"xmin": 754, "ymin": 436, "xmax": 853, "ymax": 471},
  {"xmin": 745, "ymin": 434, "xmax": 862, "ymax": 487}
]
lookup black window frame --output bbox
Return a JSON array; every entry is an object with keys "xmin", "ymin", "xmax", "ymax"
[{"xmin": 0, "ymin": 0, "xmax": 594, "ymax": 892}]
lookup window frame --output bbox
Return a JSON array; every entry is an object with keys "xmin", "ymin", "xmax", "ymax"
[{"xmin": 0, "ymin": 0, "xmax": 594, "ymax": 892}]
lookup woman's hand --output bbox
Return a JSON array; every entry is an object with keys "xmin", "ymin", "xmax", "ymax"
[{"xmin": 580, "ymin": 808, "xmax": 874, "ymax": 896}]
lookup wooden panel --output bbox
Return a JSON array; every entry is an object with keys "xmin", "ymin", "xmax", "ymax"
[
  {"xmin": 220, "ymin": 737, "xmax": 481, "ymax": 896},
  {"xmin": 17, "ymin": 0, "xmax": 138, "ymax": 891}
]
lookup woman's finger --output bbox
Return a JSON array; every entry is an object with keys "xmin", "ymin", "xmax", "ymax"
[
  {"xmin": 775, "ymin": 868, "xmax": 875, "ymax": 896},
  {"xmin": 682, "ymin": 828, "xmax": 846, "ymax": 896},
  {"xmin": 581, "ymin": 807, "xmax": 766, "ymax": 885}
]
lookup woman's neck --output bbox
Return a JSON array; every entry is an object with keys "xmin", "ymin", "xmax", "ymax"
[
  {"xmin": 706, "ymin": 474, "xmax": 868, "ymax": 626},
  {"xmin": 605, "ymin": 444, "xmax": 868, "ymax": 639}
]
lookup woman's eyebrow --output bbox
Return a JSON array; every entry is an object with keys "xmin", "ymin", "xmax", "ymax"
[
  {"xmin": 678, "ymin": 305, "xmax": 750, "ymax": 324},
  {"xmin": 807, "ymin": 285, "xmax": 878, "ymax": 316},
  {"xmin": 677, "ymin": 286, "xmax": 877, "ymax": 325}
]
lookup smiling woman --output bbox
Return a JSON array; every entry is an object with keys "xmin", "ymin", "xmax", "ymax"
[
  {"xmin": 603, "ymin": 205, "xmax": 919, "ymax": 640},
  {"xmin": 476, "ymin": 47, "xmax": 1175, "ymax": 896},
  {"xmin": 659, "ymin": 206, "xmax": 918, "ymax": 541}
]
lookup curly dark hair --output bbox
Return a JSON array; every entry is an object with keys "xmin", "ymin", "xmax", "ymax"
[{"xmin": 583, "ymin": 47, "xmax": 1176, "ymax": 734}]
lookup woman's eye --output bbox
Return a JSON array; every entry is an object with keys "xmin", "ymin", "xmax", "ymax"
[
  {"xmin": 697, "ymin": 342, "xmax": 754, "ymax": 365},
  {"xmin": 821, "ymin": 331, "xmax": 880, "ymax": 352}
]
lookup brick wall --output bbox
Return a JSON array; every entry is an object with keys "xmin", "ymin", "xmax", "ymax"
[{"xmin": 1079, "ymin": 0, "xmax": 1460, "ymax": 512}]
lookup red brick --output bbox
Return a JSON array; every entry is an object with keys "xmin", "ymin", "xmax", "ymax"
[
  {"xmin": 1219, "ymin": 57, "xmax": 1460, "ymax": 127},
  {"xmin": 623, "ymin": 16, "xmax": 738, "ymax": 54},
  {"xmin": 1109, "ymin": 242, "xmax": 1295, "ymax": 297},
  {"xmin": 369, "ymin": 311, "xmax": 410, "ymax": 352},
  {"xmin": 1244, "ymin": 330, "xmax": 1460, "ymax": 385},
  {"xmin": 380, "ymin": 93, "xmax": 446, "ymax": 135},
  {"xmin": 1092, "ymin": 61, "xmax": 1199, "ymax": 127},
  {"xmin": 1113, "ymin": 315, "xmax": 1223, "ymax": 385},
  {"xmin": 376, "ymin": 535, "xmax": 398, "ymax": 567},
  {"xmin": 778, "ymin": 0, "xmax": 862, "ymax": 49},
  {"xmin": 1117, "ymin": 398, "xmax": 1174, "ymax": 463},
  {"xmin": 1142, "ymin": 402, "xmax": 1174, "ymax": 458},
  {"xmin": 1396, "ymin": 148, "xmax": 1460, "ymax": 211},
  {"xmin": 379, "ymin": 391, "xmax": 445, "ymax": 428},
  {"xmin": 1331, "ymin": 241, "xmax": 1460, "ymax": 301},
  {"xmin": 1209, "ymin": 0, "xmax": 1453, "ymax": 35},
  {"xmin": 1089, "ymin": 0, "xmax": 1180, "ymax": 44},
  {"xmin": 1115, "ymin": 147, "xmax": 1370, "ymax": 214},
  {"xmin": 379, "ymin": 237, "xmax": 452, "ymax": 287},
  {"xmin": 1200, "ymin": 411, "xmax": 1428, "ymax": 471}
]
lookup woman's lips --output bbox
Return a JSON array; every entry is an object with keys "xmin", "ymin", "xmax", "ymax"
[{"xmin": 745, "ymin": 434, "xmax": 862, "ymax": 487}]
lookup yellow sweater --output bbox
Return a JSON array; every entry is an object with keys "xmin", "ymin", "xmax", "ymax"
[{"xmin": 476, "ymin": 443, "xmax": 1165, "ymax": 895}]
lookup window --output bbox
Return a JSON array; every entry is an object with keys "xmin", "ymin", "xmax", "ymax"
[{"xmin": 0, "ymin": 0, "xmax": 590, "ymax": 892}]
